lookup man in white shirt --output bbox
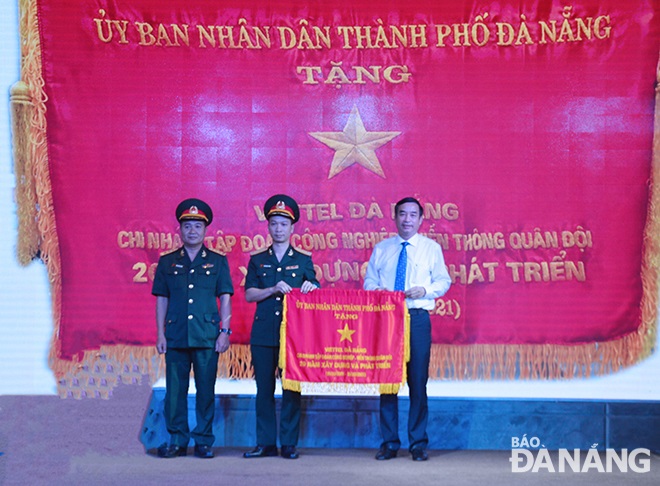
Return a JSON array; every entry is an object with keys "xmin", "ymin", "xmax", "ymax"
[{"xmin": 364, "ymin": 196, "xmax": 451, "ymax": 462}]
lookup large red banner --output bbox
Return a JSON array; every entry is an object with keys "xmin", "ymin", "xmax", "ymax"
[
  {"xmin": 280, "ymin": 289, "xmax": 409, "ymax": 390},
  {"xmin": 12, "ymin": 0, "xmax": 660, "ymax": 394}
]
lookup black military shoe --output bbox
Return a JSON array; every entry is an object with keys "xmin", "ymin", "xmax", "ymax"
[
  {"xmin": 375, "ymin": 446, "xmax": 398, "ymax": 460},
  {"xmin": 194, "ymin": 444, "xmax": 214, "ymax": 458},
  {"xmin": 411, "ymin": 448, "xmax": 428, "ymax": 461},
  {"xmin": 243, "ymin": 445, "xmax": 278, "ymax": 458},
  {"xmin": 157, "ymin": 444, "xmax": 187, "ymax": 458},
  {"xmin": 281, "ymin": 445, "xmax": 299, "ymax": 459}
]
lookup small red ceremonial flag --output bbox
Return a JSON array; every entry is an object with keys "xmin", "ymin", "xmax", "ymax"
[{"xmin": 280, "ymin": 289, "xmax": 409, "ymax": 392}]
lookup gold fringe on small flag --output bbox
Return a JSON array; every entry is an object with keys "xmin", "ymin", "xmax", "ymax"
[
  {"xmin": 279, "ymin": 294, "xmax": 302, "ymax": 392},
  {"xmin": 379, "ymin": 305, "xmax": 410, "ymax": 394}
]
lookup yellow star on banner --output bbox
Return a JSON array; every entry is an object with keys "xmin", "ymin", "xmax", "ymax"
[
  {"xmin": 337, "ymin": 323, "xmax": 357, "ymax": 343},
  {"xmin": 309, "ymin": 106, "xmax": 401, "ymax": 179}
]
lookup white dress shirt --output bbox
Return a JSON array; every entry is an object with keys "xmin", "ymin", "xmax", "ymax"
[{"xmin": 364, "ymin": 233, "xmax": 451, "ymax": 310}]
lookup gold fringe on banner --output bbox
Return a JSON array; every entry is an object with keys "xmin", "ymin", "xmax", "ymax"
[
  {"xmin": 10, "ymin": 80, "xmax": 39, "ymax": 264},
  {"xmin": 53, "ymin": 344, "xmax": 254, "ymax": 399},
  {"xmin": 17, "ymin": 0, "xmax": 256, "ymax": 397},
  {"xmin": 15, "ymin": 0, "xmax": 659, "ymax": 397},
  {"xmin": 17, "ymin": 0, "xmax": 65, "ymax": 392},
  {"xmin": 418, "ymin": 51, "xmax": 660, "ymax": 381},
  {"xmin": 638, "ymin": 50, "xmax": 660, "ymax": 357}
]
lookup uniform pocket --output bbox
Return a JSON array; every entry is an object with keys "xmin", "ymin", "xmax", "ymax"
[
  {"xmin": 204, "ymin": 313, "xmax": 221, "ymax": 339},
  {"xmin": 166, "ymin": 266, "xmax": 186, "ymax": 289},
  {"xmin": 258, "ymin": 266, "xmax": 276, "ymax": 287},
  {"xmin": 164, "ymin": 315, "xmax": 177, "ymax": 340},
  {"xmin": 197, "ymin": 266, "xmax": 218, "ymax": 288},
  {"xmin": 283, "ymin": 267, "xmax": 303, "ymax": 286}
]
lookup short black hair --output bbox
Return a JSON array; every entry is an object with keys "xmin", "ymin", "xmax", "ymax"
[{"xmin": 394, "ymin": 197, "xmax": 423, "ymax": 216}]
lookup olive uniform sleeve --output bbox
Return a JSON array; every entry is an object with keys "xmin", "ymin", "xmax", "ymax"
[
  {"xmin": 151, "ymin": 255, "xmax": 170, "ymax": 297},
  {"xmin": 245, "ymin": 255, "xmax": 260, "ymax": 290},
  {"xmin": 216, "ymin": 254, "xmax": 235, "ymax": 296},
  {"xmin": 302, "ymin": 254, "xmax": 320, "ymax": 288}
]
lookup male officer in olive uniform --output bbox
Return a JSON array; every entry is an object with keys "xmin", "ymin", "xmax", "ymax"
[
  {"xmin": 152, "ymin": 198, "xmax": 234, "ymax": 459},
  {"xmin": 243, "ymin": 195, "xmax": 319, "ymax": 460}
]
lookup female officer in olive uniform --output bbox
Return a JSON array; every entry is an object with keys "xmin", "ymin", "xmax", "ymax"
[
  {"xmin": 152, "ymin": 198, "xmax": 233, "ymax": 459},
  {"xmin": 243, "ymin": 195, "xmax": 319, "ymax": 460}
]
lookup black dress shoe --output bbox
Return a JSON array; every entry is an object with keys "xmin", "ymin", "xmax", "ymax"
[
  {"xmin": 411, "ymin": 448, "xmax": 428, "ymax": 461},
  {"xmin": 243, "ymin": 445, "xmax": 278, "ymax": 458},
  {"xmin": 157, "ymin": 444, "xmax": 187, "ymax": 458},
  {"xmin": 194, "ymin": 444, "xmax": 214, "ymax": 458},
  {"xmin": 281, "ymin": 445, "xmax": 299, "ymax": 459},
  {"xmin": 375, "ymin": 446, "xmax": 398, "ymax": 460}
]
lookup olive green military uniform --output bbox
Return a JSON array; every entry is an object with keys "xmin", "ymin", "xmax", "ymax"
[
  {"xmin": 152, "ymin": 246, "xmax": 234, "ymax": 447},
  {"xmin": 246, "ymin": 245, "xmax": 319, "ymax": 447}
]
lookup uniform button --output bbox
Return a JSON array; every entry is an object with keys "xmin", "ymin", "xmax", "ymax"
[
  {"xmin": 190, "ymin": 269, "xmax": 195, "ymax": 274},
  {"xmin": 277, "ymin": 267, "xmax": 282, "ymax": 272},
  {"xmin": 189, "ymin": 299, "xmax": 193, "ymax": 304},
  {"xmin": 276, "ymin": 297, "xmax": 281, "ymax": 301},
  {"xmin": 275, "ymin": 311, "xmax": 280, "ymax": 316},
  {"xmin": 292, "ymin": 273, "xmax": 296, "ymax": 277},
  {"xmin": 188, "ymin": 315, "xmax": 193, "ymax": 320},
  {"xmin": 206, "ymin": 271, "xmax": 210, "ymax": 275},
  {"xmin": 189, "ymin": 284, "xmax": 194, "ymax": 289},
  {"xmin": 174, "ymin": 271, "xmax": 178, "ymax": 275}
]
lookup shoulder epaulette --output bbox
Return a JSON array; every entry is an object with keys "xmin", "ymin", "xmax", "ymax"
[
  {"xmin": 207, "ymin": 247, "xmax": 227, "ymax": 257},
  {"xmin": 294, "ymin": 247, "xmax": 312, "ymax": 256},
  {"xmin": 250, "ymin": 247, "xmax": 268, "ymax": 256},
  {"xmin": 159, "ymin": 247, "xmax": 181, "ymax": 257}
]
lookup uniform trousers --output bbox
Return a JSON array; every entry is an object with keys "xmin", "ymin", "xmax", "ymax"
[
  {"xmin": 164, "ymin": 347, "xmax": 219, "ymax": 447},
  {"xmin": 380, "ymin": 309, "xmax": 431, "ymax": 452},
  {"xmin": 251, "ymin": 344, "xmax": 301, "ymax": 447}
]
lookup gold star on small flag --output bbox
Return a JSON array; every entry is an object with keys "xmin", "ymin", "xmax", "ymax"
[
  {"xmin": 309, "ymin": 106, "xmax": 401, "ymax": 179},
  {"xmin": 337, "ymin": 323, "xmax": 357, "ymax": 343}
]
